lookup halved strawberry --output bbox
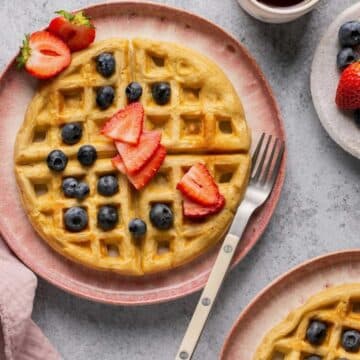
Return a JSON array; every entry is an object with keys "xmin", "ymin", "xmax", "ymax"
[
  {"xmin": 16, "ymin": 31, "xmax": 71, "ymax": 79},
  {"xmin": 102, "ymin": 103, "xmax": 144, "ymax": 144},
  {"xmin": 112, "ymin": 145, "xmax": 166, "ymax": 190},
  {"xmin": 115, "ymin": 130, "xmax": 161, "ymax": 175},
  {"xmin": 183, "ymin": 194, "xmax": 225, "ymax": 219},
  {"xmin": 336, "ymin": 62, "xmax": 360, "ymax": 110},
  {"xmin": 176, "ymin": 163, "xmax": 220, "ymax": 206},
  {"xmin": 48, "ymin": 10, "xmax": 95, "ymax": 52}
]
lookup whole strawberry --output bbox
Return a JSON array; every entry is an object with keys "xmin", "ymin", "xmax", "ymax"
[
  {"xmin": 48, "ymin": 10, "xmax": 95, "ymax": 52},
  {"xmin": 336, "ymin": 62, "xmax": 360, "ymax": 110}
]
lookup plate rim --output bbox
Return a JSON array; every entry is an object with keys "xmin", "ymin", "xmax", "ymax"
[
  {"xmin": 0, "ymin": 0, "xmax": 287, "ymax": 305},
  {"xmin": 310, "ymin": 1, "xmax": 360, "ymax": 159},
  {"xmin": 220, "ymin": 249, "xmax": 360, "ymax": 359}
]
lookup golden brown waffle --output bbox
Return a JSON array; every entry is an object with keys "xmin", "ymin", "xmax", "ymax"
[
  {"xmin": 14, "ymin": 38, "xmax": 251, "ymax": 275},
  {"xmin": 255, "ymin": 284, "xmax": 360, "ymax": 360},
  {"xmin": 132, "ymin": 39, "xmax": 250, "ymax": 152}
]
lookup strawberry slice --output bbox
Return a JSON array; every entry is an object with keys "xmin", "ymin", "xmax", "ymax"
[
  {"xmin": 176, "ymin": 163, "xmax": 220, "ymax": 206},
  {"xmin": 115, "ymin": 130, "xmax": 161, "ymax": 175},
  {"xmin": 102, "ymin": 103, "xmax": 144, "ymax": 144},
  {"xmin": 183, "ymin": 194, "xmax": 225, "ymax": 219},
  {"xmin": 112, "ymin": 154, "xmax": 127, "ymax": 174},
  {"xmin": 16, "ymin": 31, "xmax": 71, "ymax": 79},
  {"xmin": 336, "ymin": 62, "xmax": 360, "ymax": 110},
  {"xmin": 48, "ymin": 10, "xmax": 95, "ymax": 52},
  {"xmin": 112, "ymin": 145, "xmax": 167, "ymax": 190}
]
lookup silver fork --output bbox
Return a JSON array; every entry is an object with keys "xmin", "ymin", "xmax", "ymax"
[{"xmin": 175, "ymin": 133, "xmax": 285, "ymax": 360}]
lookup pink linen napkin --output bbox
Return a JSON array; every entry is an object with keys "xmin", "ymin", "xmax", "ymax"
[{"xmin": 0, "ymin": 236, "xmax": 60, "ymax": 360}]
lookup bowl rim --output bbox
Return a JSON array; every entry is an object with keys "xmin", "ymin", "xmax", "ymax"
[{"xmin": 248, "ymin": 0, "xmax": 321, "ymax": 15}]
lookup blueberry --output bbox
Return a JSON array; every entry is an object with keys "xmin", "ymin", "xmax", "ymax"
[
  {"xmin": 77, "ymin": 145, "xmax": 97, "ymax": 166},
  {"xmin": 304, "ymin": 356, "xmax": 321, "ymax": 360},
  {"xmin": 354, "ymin": 109, "xmax": 360, "ymax": 128},
  {"xmin": 151, "ymin": 82, "xmax": 171, "ymax": 105},
  {"xmin": 306, "ymin": 320, "xmax": 327, "ymax": 345},
  {"xmin": 62, "ymin": 177, "xmax": 78, "ymax": 197},
  {"xmin": 342, "ymin": 329, "xmax": 360, "ymax": 352},
  {"xmin": 149, "ymin": 203, "xmax": 173, "ymax": 230},
  {"xmin": 97, "ymin": 175, "xmax": 119, "ymax": 196},
  {"xmin": 98, "ymin": 205, "xmax": 118, "ymax": 231},
  {"xmin": 96, "ymin": 53, "xmax": 116, "ymax": 78},
  {"xmin": 64, "ymin": 207, "xmax": 88, "ymax": 232},
  {"xmin": 61, "ymin": 123, "xmax": 82, "ymax": 145},
  {"xmin": 129, "ymin": 218, "xmax": 147, "ymax": 237},
  {"xmin": 47, "ymin": 150, "xmax": 68, "ymax": 172},
  {"xmin": 96, "ymin": 86, "xmax": 115, "ymax": 110},
  {"xmin": 339, "ymin": 21, "xmax": 360, "ymax": 47},
  {"xmin": 74, "ymin": 182, "xmax": 90, "ymax": 200},
  {"xmin": 125, "ymin": 82, "xmax": 143, "ymax": 102},
  {"xmin": 337, "ymin": 47, "xmax": 358, "ymax": 70}
]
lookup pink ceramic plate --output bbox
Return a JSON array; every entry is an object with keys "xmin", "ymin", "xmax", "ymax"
[
  {"xmin": 221, "ymin": 250, "xmax": 360, "ymax": 359},
  {"xmin": 0, "ymin": 1, "xmax": 286, "ymax": 305}
]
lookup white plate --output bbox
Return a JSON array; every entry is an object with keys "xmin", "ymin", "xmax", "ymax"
[{"xmin": 311, "ymin": 2, "xmax": 360, "ymax": 159}]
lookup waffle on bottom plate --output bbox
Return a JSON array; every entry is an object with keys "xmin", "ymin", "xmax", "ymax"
[
  {"xmin": 14, "ymin": 38, "xmax": 251, "ymax": 275},
  {"xmin": 255, "ymin": 284, "xmax": 360, "ymax": 360}
]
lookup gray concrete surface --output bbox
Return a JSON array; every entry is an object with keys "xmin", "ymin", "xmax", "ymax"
[{"xmin": 1, "ymin": 0, "xmax": 360, "ymax": 359}]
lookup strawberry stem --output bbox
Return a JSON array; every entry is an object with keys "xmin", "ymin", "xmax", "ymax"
[
  {"xmin": 55, "ymin": 9, "xmax": 94, "ymax": 28},
  {"xmin": 55, "ymin": 10, "xmax": 75, "ymax": 22},
  {"xmin": 16, "ymin": 35, "xmax": 31, "ymax": 69}
]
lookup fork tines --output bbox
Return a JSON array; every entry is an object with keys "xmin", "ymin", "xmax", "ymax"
[{"xmin": 251, "ymin": 133, "xmax": 285, "ymax": 187}]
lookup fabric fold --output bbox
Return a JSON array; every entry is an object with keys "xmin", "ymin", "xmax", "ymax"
[{"xmin": 0, "ymin": 236, "xmax": 60, "ymax": 360}]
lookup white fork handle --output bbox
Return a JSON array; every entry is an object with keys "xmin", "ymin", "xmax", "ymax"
[{"xmin": 175, "ymin": 214, "xmax": 250, "ymax": 360}]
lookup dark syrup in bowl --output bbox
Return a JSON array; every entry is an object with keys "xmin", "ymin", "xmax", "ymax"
[{"xmin": 257, "ymin": 0, "xmax": 305, "ymax": 7}]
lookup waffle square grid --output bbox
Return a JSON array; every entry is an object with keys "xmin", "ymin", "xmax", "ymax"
[{"xmin": 14, "ymin": 38, "xmax": 251, "ymax": 275}]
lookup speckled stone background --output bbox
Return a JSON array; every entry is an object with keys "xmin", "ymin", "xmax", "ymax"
[{"xmin": 1, "ymin": 0, "xmax": 359, "ymax": 359}]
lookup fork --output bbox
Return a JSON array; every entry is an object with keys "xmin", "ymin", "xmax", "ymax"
[{"xmin": 175, "ymin": 133, "xmax": 285, "ymax": 360}]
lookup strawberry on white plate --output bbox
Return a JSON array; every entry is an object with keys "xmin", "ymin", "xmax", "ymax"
[
  {"xmin": 16, "ymin": 31, "xmax": 71, "ymax": 79},
  {"xmin": 336, "ymin": 62, "xmax": 360, "ymax": 110}
]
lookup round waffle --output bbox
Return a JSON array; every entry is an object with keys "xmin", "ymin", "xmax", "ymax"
[
  {"xmin": 14, "ymin": 38, "xmax": 251, "ymax": 275},
  {"xmin": 255, "ymin": 284, "xmax": 360, "ymax": 360}
]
